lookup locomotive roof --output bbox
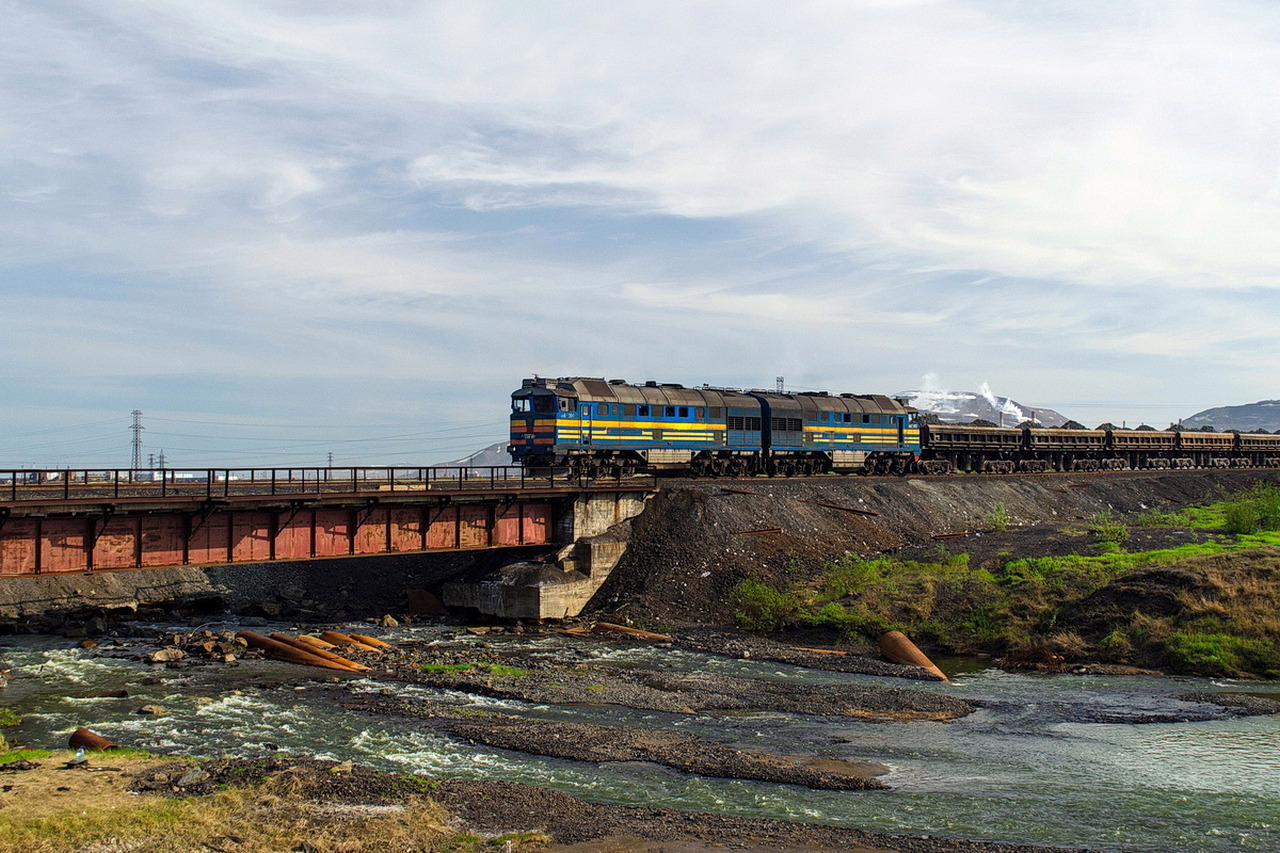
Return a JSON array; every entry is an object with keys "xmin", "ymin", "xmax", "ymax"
[
  {"xmin": 517, "ymin": 377, "xmax": 911, "ymax": 413},
  {"xmin": 548, "ymin": 377, "xmax": 754, "ymax": 407}
]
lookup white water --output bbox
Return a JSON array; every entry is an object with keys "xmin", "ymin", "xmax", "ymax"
[{"xmin": 3, "ymin": 630, "xmax": 1278, "ymax": 852}]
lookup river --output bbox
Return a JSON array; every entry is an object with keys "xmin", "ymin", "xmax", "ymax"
[{"xmin": 3, "ymin": 624, "xmax": 1278, "ymax": 852}]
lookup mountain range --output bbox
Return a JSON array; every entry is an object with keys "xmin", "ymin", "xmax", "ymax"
[
  {"xmin": 1181, "ymin": 401, "xmax": 1280, "ymax": 432},
  {"xmin": 900, "ymin": 385, "xmax": 1069, "ymax": 427}
]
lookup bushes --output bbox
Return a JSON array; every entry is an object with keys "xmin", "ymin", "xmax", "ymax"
[
  {"xmin": 729, "ymin": 578, "xmax": 804, "ymax": 633},
  {"xmin": 985, "ymin": 502, "xmax": 1011, "ymax": 531},
  {"xmin": 1089, "ymin": 510, "xmax": 1128, "ymax": 550},
  {"xmin": 732, "ymin": 554, "xmax": 1009, "ymax": 652},
  {"xmin": 1221, "ymin": 484, "xmax": 1280, "ymax": 534}
]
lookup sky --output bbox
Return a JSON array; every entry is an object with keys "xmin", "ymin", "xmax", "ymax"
[{"xmin": 3, "ymin": 1, "xmax": 1280, "ymax": 468}]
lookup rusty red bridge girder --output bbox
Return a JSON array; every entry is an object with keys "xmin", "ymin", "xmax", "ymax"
[{"xmin": 0, "ymin": 467, "xmax": 656, "ymax": 577}]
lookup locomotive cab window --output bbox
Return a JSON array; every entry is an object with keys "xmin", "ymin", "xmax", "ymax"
[
  {"xmin": 513, "ymin": 398, "xmax": 530, "ymax": 413},
  {"xmin": 560, "ymin": 398, "xmax": 571, "ymax": 412}
]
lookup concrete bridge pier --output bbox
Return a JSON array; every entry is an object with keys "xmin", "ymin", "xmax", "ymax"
[{"xmin": 441, "ymin": 490, "xmax": 650, "ymax": 620}]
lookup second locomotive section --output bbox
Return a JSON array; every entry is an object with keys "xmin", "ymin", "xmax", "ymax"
[{"xmin": 509, "ymin": 376, "xmax": 919, "ymax": 477}]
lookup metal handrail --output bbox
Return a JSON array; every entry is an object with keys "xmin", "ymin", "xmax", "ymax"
[{"xmin": 0, "ymin": 466, "xmax": 656, "ymax": 503}]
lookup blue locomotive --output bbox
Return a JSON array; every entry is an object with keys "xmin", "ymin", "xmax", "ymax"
[{"xmin": 509, "ymin": 376, "xmax": 920, "ymax": 476}]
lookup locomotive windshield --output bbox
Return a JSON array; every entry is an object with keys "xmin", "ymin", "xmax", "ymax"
[{"xmin": 512, "ymin": 394, "xmax": 556, "ymax": 414}]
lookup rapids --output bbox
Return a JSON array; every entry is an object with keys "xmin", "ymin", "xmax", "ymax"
[{"xmin": 2, "ymin": 625, "xmax": 1278, "ymax": 852}]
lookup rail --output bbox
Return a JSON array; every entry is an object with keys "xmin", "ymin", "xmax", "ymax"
[{"xmin": 0, "ymin": 466, "xmax": 656, "ymax": 503}]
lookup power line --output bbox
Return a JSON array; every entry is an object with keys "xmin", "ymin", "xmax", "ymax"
[
  {"xmin": 0, "ymin": 417, "xmax": 129, "ymax": 440},
  {"xmin": 141, "ymin": 423, "xmax": 497, "ymax": 444},
  {"xmin": 144, "ymin": 416, "xmax": 498, "ymax": 429}
]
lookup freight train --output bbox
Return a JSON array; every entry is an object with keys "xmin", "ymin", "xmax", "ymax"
[{"xmin": 508, "ymin": 376, "xmax": 1280, "ymax": 477}]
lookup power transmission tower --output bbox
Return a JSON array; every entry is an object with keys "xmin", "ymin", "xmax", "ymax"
[
  {"xmin": 130, "ymin": 410, "xmax": 144, "ymax": 470},
  {"xmin": 158, "ymin": 450, "xmax": 166, "ymax": 470},
  {"xmin": 775, "ymin": 376, "xmax": 785, "ymax": 393}
]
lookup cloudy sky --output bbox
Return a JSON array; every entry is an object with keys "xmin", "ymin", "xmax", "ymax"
[{"xmin": 3, "ymin": 1, "xmax": 1279, "ymax": 467}]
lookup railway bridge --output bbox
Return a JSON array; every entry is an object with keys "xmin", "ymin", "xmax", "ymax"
[{"xmin": 0, "ymin": 467, "xmax": 655, "ymax": 619}]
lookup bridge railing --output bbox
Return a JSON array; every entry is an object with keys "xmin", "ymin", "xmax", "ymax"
[{"xmin": 0, "ymin": 466, "xmax": 656, "ymax": 503}]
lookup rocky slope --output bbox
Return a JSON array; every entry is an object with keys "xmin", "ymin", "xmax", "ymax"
[{"xmin": 594, "ymin": 470, "xmax": 1280, "ymax": 629}]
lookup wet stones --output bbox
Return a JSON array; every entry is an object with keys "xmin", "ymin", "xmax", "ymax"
[
  {"xmin": 147, "ymin": 648, "xmax": 187, "ymax": 664},
  {"xmin": 145, "ymin": 630, "xmax": 253, "ymax": 666}
]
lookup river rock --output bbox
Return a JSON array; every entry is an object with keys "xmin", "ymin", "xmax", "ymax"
[
  {"xmin": 405, "ymin": 588, "xmax": 446, "ymax": 615},
  {"xmin": 176, "ymin": 768, "xmax": 210, "ymax": 787}
]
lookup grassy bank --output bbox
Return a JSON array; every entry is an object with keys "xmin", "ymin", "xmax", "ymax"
[
  {"xmin": 0, "ymin": 750, "xmax": 545, "ymax": 853},
  {"xmin": 732, "ymin": 484, "xmax": 1280, "ymax": 678}
]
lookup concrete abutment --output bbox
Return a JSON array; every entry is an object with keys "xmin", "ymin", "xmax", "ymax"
[{"xmin": 441, "ymin": 491, "xmax": 651, "ymax": 620}]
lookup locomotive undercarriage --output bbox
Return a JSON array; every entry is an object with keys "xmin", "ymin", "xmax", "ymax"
[{"xmin": 556, "ymin": 448, "xmax": 917, "ymax": 478}]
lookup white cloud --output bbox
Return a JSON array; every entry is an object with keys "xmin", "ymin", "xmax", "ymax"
[{"xmin": 2, "ymin": 0, "xmax": 1280, "ymax": 454}]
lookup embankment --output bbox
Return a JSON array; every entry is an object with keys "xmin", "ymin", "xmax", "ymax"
[{"xmin": 596, "ymin": 469, "xmax": 1280, "ymax": 627}]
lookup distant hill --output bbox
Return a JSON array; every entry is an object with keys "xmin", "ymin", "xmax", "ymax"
[
  {"xmin": 900, "ymin": 386, "xmax": 1069, "ymax": 427},
  {"xmin": 438, "ymin": 441, "xmax": 513, "ymax": 469},
  {"xmin": 1182, "ymin": 401, "xmax": 1280, "ymax": 432}
]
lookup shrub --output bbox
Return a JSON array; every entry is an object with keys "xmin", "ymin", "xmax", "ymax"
[
  {"xmin": 1089, "ymin": 510, "xmax": 1128, "ymax": 548},
  {"xmin": 986, "ymin": 502, "xmax": 1011, "ymax": 531},
  {"xmin": 1216, "ymin": 483, "xmax": 1280, "ymax": 535},
  {"xmin": 1097, "ymin": 629, "xmax": 1133, "ymax": 659},
  {"xmin": 730, "ymin": 578, "xmax": 804, "ymax": 633}
]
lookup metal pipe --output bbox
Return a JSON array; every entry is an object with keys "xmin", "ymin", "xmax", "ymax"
[{"xmin": 69, "ymin": 727, "xmax": 118, "ymax": 751}]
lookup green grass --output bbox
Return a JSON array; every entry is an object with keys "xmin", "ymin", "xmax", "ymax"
[
  {"xmin": 1164, "ymin": 632, "xmax": 1280, "ymax": 677},
  {"xmin": 730, "ymin": 483, "xmax": 1280, "ymax": 676},
  {"xmin": 0, "ymin": 708, "xmax": 22, "ymax": 728},
  {"xmin": 1, "ymin": 749, "xmax": 52, "ymax": 764},
  {"xmin": 418, "ymin": 662, "xmax": 529, "ymax": 678}
]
